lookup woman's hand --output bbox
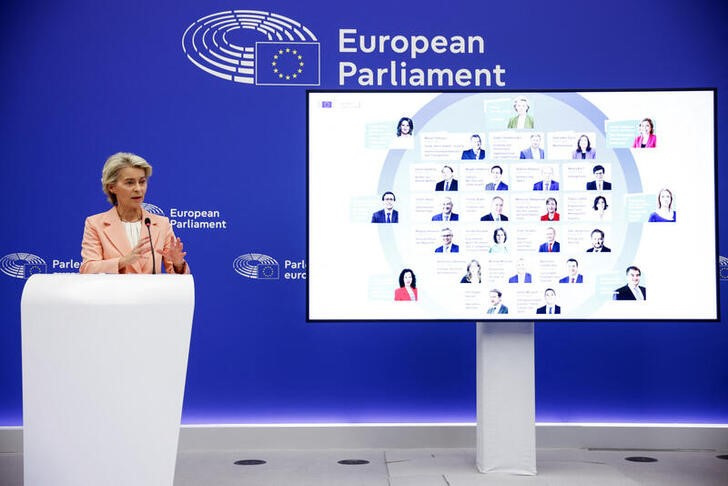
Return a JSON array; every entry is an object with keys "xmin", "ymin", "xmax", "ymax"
[
  {"xmin": 162, "ymin": 236, "xmax": 187, "ymax": 272},
  {"xmin": 118, "ymin": 236, "xmax": 152, "ymax": 270}
]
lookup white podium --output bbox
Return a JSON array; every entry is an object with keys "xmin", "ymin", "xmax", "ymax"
[{"xmin": 21, "ymin": 274, "xmax": 195, "ymax": 486}]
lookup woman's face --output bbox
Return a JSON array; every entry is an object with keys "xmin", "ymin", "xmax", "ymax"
[
  {"xmin": 400, "ymin": 120, "xmax": 411, "ymax": 135},
  {"xmin": 639, "ymin": 120, "xmax": 652, "ymax": 135},
  {"xmin": 468, "ymin": 262, "xmax": 479, "ymax": 275},
  {"xmin": 659, "ymin": 190, "xmax": 672, "ymax": 209},
  {"xmin": 109, "ymin": 166, "xmax": 147, "ymax": 210},
  {"xmin": 495, "ymin": 230, "xmax": 505, "ymax": 243},
  {"xmin": 515, "ymin": 100, "xmax": 528, "ymax": 115},
  {"xmin": 403, "ymin": 271, "xmax": 413, "ymax": 287},
  {"xmin": 578, "ymin": 136, "xmax": 589, "ymax": 151},
  {"xmin": 546, "ymin": 199, "xmax": 556, "ymax": 214},
  {"xmin": 596, "ymin": 198, "xmax": 606, "ymax": 210}
]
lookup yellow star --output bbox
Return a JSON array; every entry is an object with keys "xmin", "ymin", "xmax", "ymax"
[
  {"xmin": 285, "ymin": 48, "xmax": 290, "ymax": 52},
  {"xmin": 297, "ymin": 55, "xmax": 302, "ymax": 60},
  {"xmin": 272, "ymin": 61, "xmax": 276, "ymax": 66},
  {"xmin": 273, "ymin": 54, "xmax": 278, "ymax": 59},
  {"xmin": 273, "ymin": 68, "xmax": 278, "ymax": 73},
  {"xmin": 292, "ymin": 73, "xmax": 297, "ymax": 78},
  {"xmin": 286, "ymin": 75, "xmax": 290, "ymax": 79},
  {"xmin": 278, "ymin": 49, "xmax": 283, "ymax": 54},
  {"xmin": 298, "ymin": 68, "xmax": 302, "ymax": 73},
  {"xmin": 278, "ymin": 73, "xmax": 283, "ymax": 78},
  {"xmin": 292, "ymin": 49, "xmax": 298, "ymax": 55},
  {"xmin": 299, "ymin": 62, "xmax": 304, "ymax": 66}
]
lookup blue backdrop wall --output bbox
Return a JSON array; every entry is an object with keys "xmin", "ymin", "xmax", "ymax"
[{"xmin": 1, "ymin": 0, "xmax": 726, "ymax": 425}]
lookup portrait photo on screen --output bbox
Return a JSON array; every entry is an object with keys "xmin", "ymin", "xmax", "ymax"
[{"xmin": 307, "ymin": 90, "xmax": 717, "ymax": 321}]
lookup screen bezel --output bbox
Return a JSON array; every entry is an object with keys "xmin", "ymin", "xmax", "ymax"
[{"xmin": 306, "ymin": 88, "xmax": 720, "ymax": 323}]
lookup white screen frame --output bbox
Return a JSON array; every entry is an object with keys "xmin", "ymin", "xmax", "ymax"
[{"xmin": 307, "ymin": 89, "xmax": 718, "ymax": 322}]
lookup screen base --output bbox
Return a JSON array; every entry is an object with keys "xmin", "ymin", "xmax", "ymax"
[{"xmin": 476, "ymin": 321, "xmax": 536, "ymax": 474}]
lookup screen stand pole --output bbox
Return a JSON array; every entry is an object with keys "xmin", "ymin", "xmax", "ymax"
[{"xmin": 475, "ymin": 321, "xmax": 537, "ymax": 475}]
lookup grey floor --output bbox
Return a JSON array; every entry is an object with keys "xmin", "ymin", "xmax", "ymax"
[{"xmin": 3, "ymin": 448, "xmax": 727, "ymax": 485}]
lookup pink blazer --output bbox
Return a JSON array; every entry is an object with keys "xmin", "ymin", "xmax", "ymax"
[
  {"xmin": 394, "ymin": 287, "xmax": 418, "ymax": 301},
  {"xmin": 632, "ymin": 134, "xmax": 656, "ymax": 148},
  {"xmin": 80, "ymin": 207, "xmax": 190, "ymax": 274}
]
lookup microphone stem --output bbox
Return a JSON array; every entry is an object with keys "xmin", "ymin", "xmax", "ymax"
[{"xmin": 144, "ymin": 218, "xmax": 156, "ymax": 274}]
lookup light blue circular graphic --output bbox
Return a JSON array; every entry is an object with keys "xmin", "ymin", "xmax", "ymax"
[
  {"xmin": 0, "ymin": 253, "xmax": 46, "ymax": 279},
  {"xmin": 182, "ymin": 10, "xmax": 317, "ymax": 84},
  {"xmin": 142, "ymin": 203, "xmax": 165, "ymax": 215},
  {"xmin": 376, "ymin": 92, "xmax": 640, "ymax": 317},
  {"xmin": 233, "ymin": 253, "xmax": 279, "ymax": 279}
]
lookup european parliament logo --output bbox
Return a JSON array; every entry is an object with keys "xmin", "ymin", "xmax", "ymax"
[
  {"xmin": 182, "ymin": 10, "xmax": 320, "ymax": 86},
  {"xmin": 233, "ymin": 253, "xmax": 280, "ymax": 279},
  {"xmin": 720, "ymin": 255, "xmax": 728, "ymax": 280},
  {"xmin": 142, "ymin": 202, "xmax": 165, "ymax": 216},
  {"xmin": 0, "ymin": 253, "xmax": 47, "ymax": 279}
]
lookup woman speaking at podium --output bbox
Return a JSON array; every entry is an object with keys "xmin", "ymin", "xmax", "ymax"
[{"xmin": 80, "ymin": 152, "xmax": 189, "ymax": 274}]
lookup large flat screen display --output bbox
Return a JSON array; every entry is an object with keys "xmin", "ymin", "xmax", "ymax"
[{"xmin": 307, "ymin": 90, "xmax": 717, "ymax": 321}]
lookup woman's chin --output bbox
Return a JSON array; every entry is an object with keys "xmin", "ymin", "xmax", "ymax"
[{"xmin": 119, "ymin": 199, "xmax": 144, "ymax": 210}]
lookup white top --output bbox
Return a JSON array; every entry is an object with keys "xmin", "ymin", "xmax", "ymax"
[
  {"xmin": 630, "ymin": 285, "xmax": 645, "ymax": 300},
  {"xmin": 489, "ymin": 244, "xmax": 508, "ymax": 254},
  {"xmin": 123, "ymin": 221, "xmax": 142, "ymax": 248},
  {"xmin": 406, "ymin": 288, "xmax": 416, "ymax": 301}
]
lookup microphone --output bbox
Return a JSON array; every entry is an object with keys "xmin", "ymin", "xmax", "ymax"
[{"xmin": 144, "ymin": 218, "xmax": 156, "ymax": 274}]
